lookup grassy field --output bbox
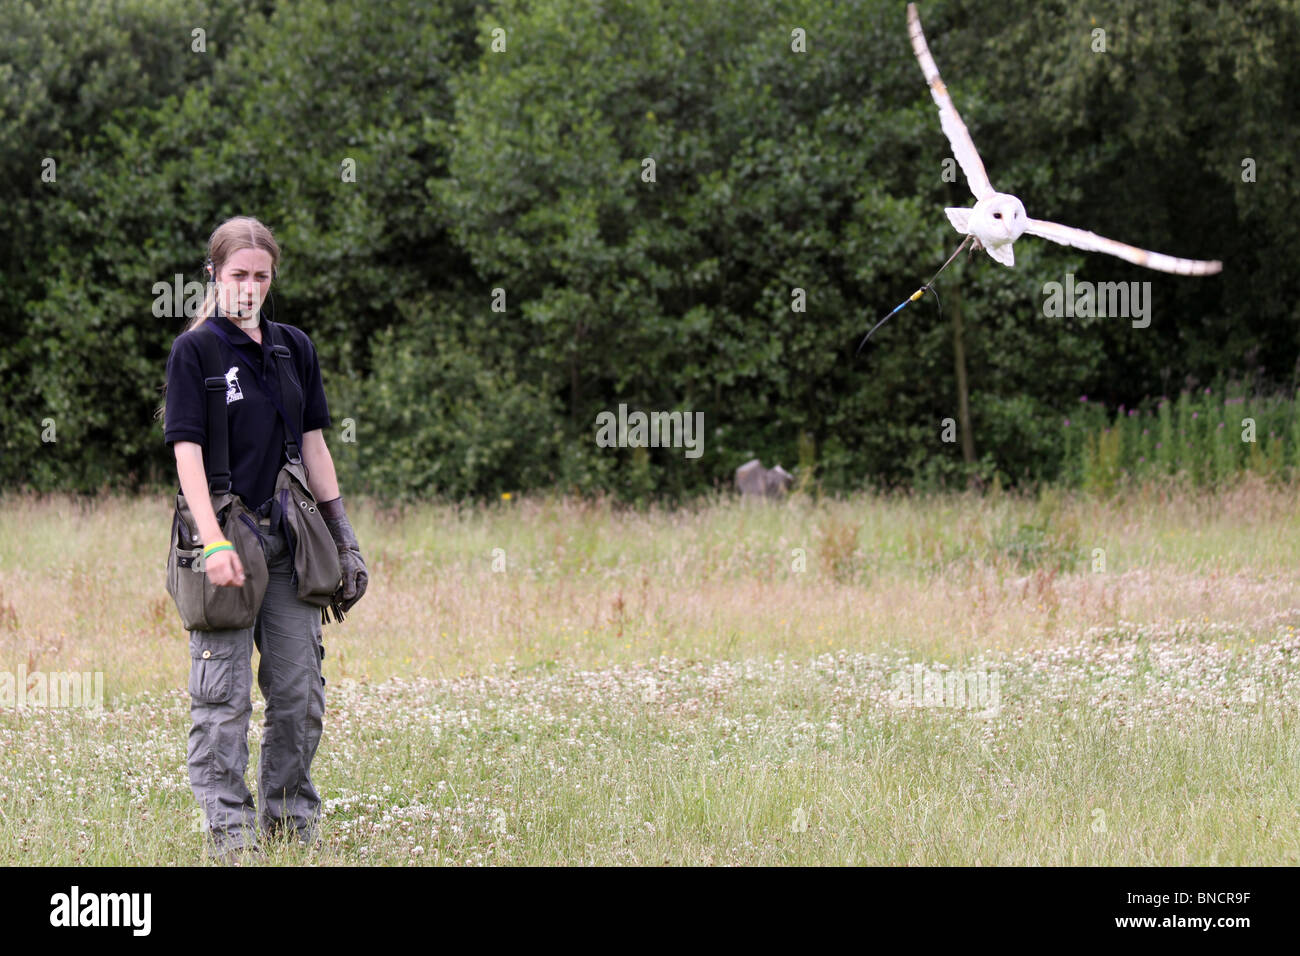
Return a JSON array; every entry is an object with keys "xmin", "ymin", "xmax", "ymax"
[{"xmin": 1, "ymin": 476, "xmax": 1298, "ymax": 865}]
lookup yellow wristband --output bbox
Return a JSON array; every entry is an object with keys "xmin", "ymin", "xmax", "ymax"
[{"xmin": 203, "ymin": 539, "xmax": 233, "ymax": 556}]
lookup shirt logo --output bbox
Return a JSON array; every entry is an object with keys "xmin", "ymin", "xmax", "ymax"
[{"xmin": 225, "ymin": 366, "xmax": 244, "ymax": 404}]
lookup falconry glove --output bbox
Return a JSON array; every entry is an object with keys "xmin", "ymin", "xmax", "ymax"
[{"xmin": 317, "ymin": 495, "xmax": 368, "ymax": 612}]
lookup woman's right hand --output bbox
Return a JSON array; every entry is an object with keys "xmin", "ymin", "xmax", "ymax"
[{"xmin": 205, "ymin": 548, "xmax": 245, "ymax": 587}]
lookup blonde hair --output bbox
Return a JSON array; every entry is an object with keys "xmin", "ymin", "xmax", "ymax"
[{"xmin": 154, "ymin": 216, "xmax": 282, "ymax": 422}]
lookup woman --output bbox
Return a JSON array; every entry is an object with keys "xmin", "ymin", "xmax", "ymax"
[{"xmin": 157, "ymin": 216, "xmax": 367, "ymax": 863}]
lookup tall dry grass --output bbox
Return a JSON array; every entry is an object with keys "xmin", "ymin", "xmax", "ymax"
[{"xmin": 1, "ymin": 476, "xmax": 1296, "ymax": 694}]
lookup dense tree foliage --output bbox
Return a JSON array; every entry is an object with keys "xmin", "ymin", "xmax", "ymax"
[{"xmin": 3, "ymin": 0, "xmax": 1295, "ymax": 501}]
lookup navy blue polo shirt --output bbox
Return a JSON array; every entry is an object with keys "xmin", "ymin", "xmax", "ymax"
[{"xmin": 163, "ymin": 306, "xmax": 330, "ymax": 510}]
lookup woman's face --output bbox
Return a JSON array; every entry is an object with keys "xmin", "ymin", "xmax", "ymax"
[{"xmin": 215, "ymin": 248, "xmax": 274, "ymax": 321}]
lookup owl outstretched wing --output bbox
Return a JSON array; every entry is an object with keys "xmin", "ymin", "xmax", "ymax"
[
  {"xmin": 907, "ymin": 3, "xmax": 995, "ymax": 202},
  {"xmin": 1024, "ymin": 218, "xmax": 1223, "ymax": 276}
]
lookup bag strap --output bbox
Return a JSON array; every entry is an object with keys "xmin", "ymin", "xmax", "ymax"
[
  {"xmin": 203, "ymin": 318, "xmax": 305, "ymax": 467},
  {"xmin": 194, "ymin": 323, "xmax": 232, "ymax": 495},
  {"xmin": 267, "ymin": 322, "xmax": 304, "ymax": 465}
]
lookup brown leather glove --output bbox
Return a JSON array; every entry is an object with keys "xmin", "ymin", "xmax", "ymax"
[{"xmin": 318, "ymin": 495, "xmax": 368, "ymax": 612}]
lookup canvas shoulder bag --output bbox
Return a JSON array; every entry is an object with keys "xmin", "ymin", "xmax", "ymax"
[
  {"xmin": 166, "ymin": 489, "xmax": 269, "ymax": 631},
  {"xmin": 275, "ymin": 457, "xmax": 342, "ymax": 609}
]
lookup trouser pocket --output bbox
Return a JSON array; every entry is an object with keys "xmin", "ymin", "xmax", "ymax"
[{"xmin": 189, "ymin": 635, "xmax": 238, "ymax": 704}]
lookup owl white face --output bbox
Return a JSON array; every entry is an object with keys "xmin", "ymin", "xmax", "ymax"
[{"xmin": 971, "ymin": 193, "xmax": 1027, "ymax": 246}]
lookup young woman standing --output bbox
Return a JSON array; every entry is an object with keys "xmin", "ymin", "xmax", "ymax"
[{"xmin": 158, "ymin": 216, "xmax": 367, "ymax": 863}]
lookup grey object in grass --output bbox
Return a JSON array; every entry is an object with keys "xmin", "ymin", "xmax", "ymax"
[{"xmin": 735, "ymin": 459, "xmax": 794, "ymax": 498}]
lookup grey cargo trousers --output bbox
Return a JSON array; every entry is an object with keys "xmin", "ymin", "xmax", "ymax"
[{"xmin": 187, "ymin": 513, "xmax": 326, "ymax": 852}]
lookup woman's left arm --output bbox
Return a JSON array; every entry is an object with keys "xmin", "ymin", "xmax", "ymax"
[{"xmin": 302, "ymin": 428, "xmax": 341, "ymax": 502}]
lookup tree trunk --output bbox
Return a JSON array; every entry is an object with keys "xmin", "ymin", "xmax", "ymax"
[{"xmin": 950, "ymin": 282, "xmax": 977, "ymax": 476}]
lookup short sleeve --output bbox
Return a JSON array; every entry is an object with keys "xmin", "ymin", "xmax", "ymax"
[
  {"xmin": 163, "ymin": 332, "xmax": 207, "ymax": 447},
  {"xmin": 300, "ymin": 333, "xmax": 331, "ymax": 433}
]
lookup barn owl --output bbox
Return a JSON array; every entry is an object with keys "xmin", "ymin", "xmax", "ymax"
[{"xmin": 908, "ymin": 3, "xmax": 1221, "ymax": 276}]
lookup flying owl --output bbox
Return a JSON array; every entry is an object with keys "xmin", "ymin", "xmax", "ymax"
[{"xmin": 908, "ymin": 3, "xmax": 1221, "ymax": 276}]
